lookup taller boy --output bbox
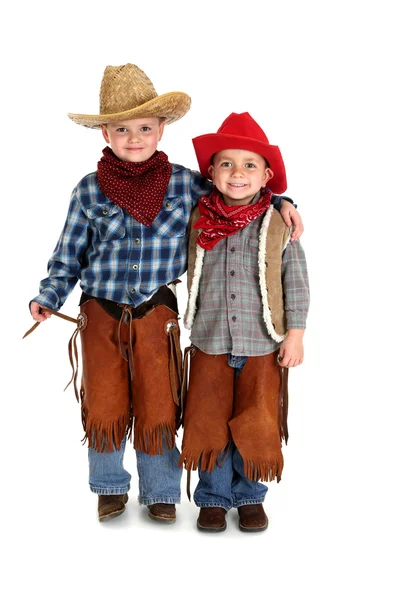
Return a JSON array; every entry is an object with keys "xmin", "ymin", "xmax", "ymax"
[{"xmin": 29, "ymin": 64, "xmax": 302, "ymax": 522}]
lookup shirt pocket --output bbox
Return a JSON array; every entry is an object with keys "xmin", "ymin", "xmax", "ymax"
[
  {"xmin": 86, "ymin": 203, "xmax": 126, "ymax": 241},
  {"xmin": 243, "ymin": 238, "xmax": 259, "ymax": 274},
  {"xmin": 151, "ymin": 197, "xmax": 187, "ymax": 238}
]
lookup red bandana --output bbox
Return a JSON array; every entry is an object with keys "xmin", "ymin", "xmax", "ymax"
[
  {"xmin": 97, "ymin": 147, "xmax": 173, "ymax": 226},
  {"xmin": 194, "ymin": 187, "xmax": 272, "ymax": 250}
]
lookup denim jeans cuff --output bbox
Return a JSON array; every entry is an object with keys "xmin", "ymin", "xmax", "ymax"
[
  {"xmin": 195, "ymin": 501, "xmax": 231, "ymax": 511},
  {"xmin": 90, "ymin": 484, "xmax": 130, "ymax": 495},
  {"xmin": 138, "ymin": 496, "xmax": 181, "ymax": 506},
  {"xmin": 233, "ymin": 498, "xmax": 266, "ymax": 508}
]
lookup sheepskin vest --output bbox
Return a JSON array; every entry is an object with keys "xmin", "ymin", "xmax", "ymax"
[{"xmin": 184, "ymin": 205, "xmax": 291, "ymax": 343}]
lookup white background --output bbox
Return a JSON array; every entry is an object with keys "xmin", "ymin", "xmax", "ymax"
[{"xmin": 2, "ymin": 1, "xmax": 399, "ymax": 598}]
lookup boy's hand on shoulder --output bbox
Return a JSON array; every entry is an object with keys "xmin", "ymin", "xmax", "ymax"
[
  {"xmin": 30, "ymin": 301, "xmax": 52, "ymax": 323},
  {"xmin": 280, "ymin": 200, "xmax": 304, "ymax": 241},
  {"xmin": 277, "ymin": 329, "xmax": 304, "ymax": 368}
]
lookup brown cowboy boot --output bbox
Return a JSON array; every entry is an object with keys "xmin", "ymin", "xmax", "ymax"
[
  {"xmin": 238, "ymin": 504, "xmax": 268, "ymax": 532},
  {"xmin": 148, "ymin": 503, "xmax": 176, "ymax": 523},
  {"xmin": 98, "ymin": 493, "xmax": 129, "ymax": 522},
  {"xmin": 197, "ymin": 507, "xmax": 227, "ymax": 532}
]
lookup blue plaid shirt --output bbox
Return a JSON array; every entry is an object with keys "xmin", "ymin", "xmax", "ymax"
[{"xmin": 33, "ymin": 165, "xmax": 286, "ymax": 310}]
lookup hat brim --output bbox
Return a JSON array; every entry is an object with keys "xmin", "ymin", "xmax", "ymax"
[
  {"xmin": 193, "ymin": 133, "xmax": 287, "ymax": 194},
  {"xmin": 68, "ymin": 91, "xmax": 191, "ymax": 129}
]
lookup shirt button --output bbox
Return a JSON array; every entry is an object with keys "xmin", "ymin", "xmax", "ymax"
[
  {"xmin": 102, "ymin": 208, "xmax": 109, "ymax": 215},
  {"xmin": 231, "ymin": 294, "xmax": 236, "ymax": 300},
  {"xmin": 130, "ymin": 288, "xmax": 135, "ymax": 294},
  {"xmin": 230, "ymin": 247, "xmax": 235, "ymax": 252},
  {"xmin": 166, "ymin": 202, "xmax": 171, "ymax": 208},
  {"xmin": 232, "ymin": 316, "xmax": 237, "ymax": 322},
  {"xmin": 132, "ymin": 264, "xmax": 139, "ymax": 270},
  {"xmin": 135, "ymin": 238, "xmax": 140, "ymax": 244},
  {"xmin": 230, "ymin": 270, "xmax": 235, "ymax": 276}
]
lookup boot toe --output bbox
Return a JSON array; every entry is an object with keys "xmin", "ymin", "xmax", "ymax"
[
  {"xmin": 148, "ymin": 503, "xmax": 176, "ymax": 523},
  {"xmin": 238, "ymin": 504, "xmax": 268, "ymax": 532},
  {"xmin": 98, "ymin": 493, "xmax": 129, "ymax": 521},
  {"xmin": 197, "ymin": 507, "xmax": 227, "ymax": 532}
]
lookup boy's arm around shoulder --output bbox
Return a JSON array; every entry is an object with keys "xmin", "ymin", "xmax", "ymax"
[
  {"xmin": 186, "ymin": 205, "xmax": 201, "ymax": 292},
  {"xmin": 272, "ymin": 194, "xmax": 303, "ymax": 241},
  {"xmin": 188, "ymin": 169, "xmax": 213, "ymax": 207}
]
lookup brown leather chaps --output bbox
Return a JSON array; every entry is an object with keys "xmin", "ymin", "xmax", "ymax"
[
  {"xmin": 179, "ymin": 348, "xmax": 287, "ymax": 482},
  {"xmin": 79, "ymin": 300, "xmax": 182, "ymax": 454}
]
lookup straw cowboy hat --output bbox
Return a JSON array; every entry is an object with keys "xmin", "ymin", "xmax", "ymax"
[
  {"xmin": 67, "ymin": 63, "xmax": 191, "ymax": 129},
  {"xmin": 192, "ymin": 112, "xmax": 287, "ymax": 194}
]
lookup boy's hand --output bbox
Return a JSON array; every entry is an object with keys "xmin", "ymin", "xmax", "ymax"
[
  {"xmin": 280, "ymin": 200, "xmax": 304, "ymax": 241},
  {"xmin": 30, "ymin": 301, "xmax": 52, "ymax": 323},
  {"xmin": 277, "ymin": 329, "xmax": 304, "ymax": 368}
]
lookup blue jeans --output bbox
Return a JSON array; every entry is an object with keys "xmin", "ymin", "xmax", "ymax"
[
  {"xmin": 194, "ymin": 354, "xmax": 267, "ymax": 511},
  {"xmin": 88, "ymin": 438, "xmax": 182, "ymax": 505},
  {"xmin": 194, "ymin": 445, "xmax": 267, "ymax": 511}
]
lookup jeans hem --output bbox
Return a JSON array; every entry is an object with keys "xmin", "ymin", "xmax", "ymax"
[
  {"xmin": 195, "ymin": 501, "xmax": 231, "ymax": 511},
  {"xmin": 138, "ymin": 496, "xmax": 181, "ymax": 506},
  {"xmin": 233, "ymin": 498, "xmax": 266, "ymax": 508},
  {"xmin": 90, "ymin": 485, "xmax": 130, "ymax": 495}
]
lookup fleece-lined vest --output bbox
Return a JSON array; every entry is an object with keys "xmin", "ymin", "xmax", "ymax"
[{"xmin": 184, "ymin": 205, "xmax": 291, "ymax": 343}]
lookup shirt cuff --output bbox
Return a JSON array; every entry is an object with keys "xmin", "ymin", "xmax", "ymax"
[
  {"xmin": 31, "ymin": 289, "xmax": 62, "ymax": 312},
  {"xmin": 271, "ymin": 195, "xmax": 298, "ymax": 210},
  {"xmin": 286, "ymin": 313, "xmax": 307, "ymax": 330}
]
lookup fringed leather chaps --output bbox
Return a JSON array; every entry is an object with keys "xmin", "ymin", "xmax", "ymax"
[
  {"xmin": 179, "ymin": 348, "xmax": 287, "ymax": 482},
  {"xmin": 79, "ymin": 300, "xmax": 182, "ymax": 454}
]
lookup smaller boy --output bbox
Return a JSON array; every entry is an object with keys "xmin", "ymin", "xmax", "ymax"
[{"xmin": 179, "ymin": 112, "xmax": 310, "ymax": 532}]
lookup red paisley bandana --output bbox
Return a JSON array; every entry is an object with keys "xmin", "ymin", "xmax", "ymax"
[
  {"xmin": 194, "ymin": 187, "xmax": 272, "ymax": 250},
  {"xmin": 97, "ymin": 147, "xmax": 173, "ymax": 226}
]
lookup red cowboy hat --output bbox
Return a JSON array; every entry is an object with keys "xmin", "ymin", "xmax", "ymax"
[{"xmin": 192, "ymin": 112, "xmax": 287, "ymax": 194}]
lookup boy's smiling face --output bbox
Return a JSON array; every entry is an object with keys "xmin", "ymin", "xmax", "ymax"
[
  {"xmin": 208, "ymin": 149, "xmax": 273, "ymax": 206},
  {"xmin": 101, "ymin": 117, "xmax": 165, "ymax": 163}
]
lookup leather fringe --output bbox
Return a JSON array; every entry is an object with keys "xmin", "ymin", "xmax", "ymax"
[
  {"xmin": 133, "ymin": 421, "xmax": 176, "ymax": 455},
  {"xmin": 179, "ymin": 444, "xmax": 230, "ymax": 472},
  {"xmin": 278, "ymin": 365, "xmax": 289, "ymax": 444},
  {"xmin": 167, "ymin": 321, "xmax": 182, "ymax": 408},
  {"xmin": 180, "ymin": 447, "xmax": 282, "ymax": 482},
  {"xmin": 177, "ymin": 344, "xmax": 196, "ymax": 428},
  {"xmin": 81, "ymin": 410, "xmax": 131, "ymax": 453},
  {"xmin": 243, "ymin": 456, "xmax": 284, "ymax": 482},
  {"xmin": 23, "ymin": 307, "xmax": 87, "ymax": 403},
  {"xmin": 64, "ymin": 315, "xmax": 87, "ymax": 402}
]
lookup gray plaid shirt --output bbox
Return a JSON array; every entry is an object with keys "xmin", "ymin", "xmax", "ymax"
[{"xmin": 190, "ymin": 216, "xmax": 309, "ymax": 356}]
